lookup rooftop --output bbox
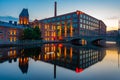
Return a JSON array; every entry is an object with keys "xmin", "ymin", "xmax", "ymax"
[
  {"xmin": 0, "ymin": 21, "xmax": 26, "ymax": 29},
  {"xmin": 19, "ymin": 8, "xmax": 29, "ymax": 17}
]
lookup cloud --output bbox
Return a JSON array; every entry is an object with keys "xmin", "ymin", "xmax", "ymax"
[{"xmin": 104, "ymin": 16, "xmax": 120, "ymax": 20}]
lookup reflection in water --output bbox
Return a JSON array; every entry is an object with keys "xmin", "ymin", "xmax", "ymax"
[
  {"xmin": 118, "ymin": 46, "xmax": 120, "ymax": 68},
  {"xmin": 0, "ymin": 44, "xmax": 106, "ymax": 79},
  {"xmin": 19, "ymin": 57, "xmax": 29, "ymax": 74}
]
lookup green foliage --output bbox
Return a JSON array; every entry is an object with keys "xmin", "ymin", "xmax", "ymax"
[{"xmin": 22, "ymin": 26, "xmax": 42, "ymax": 40}]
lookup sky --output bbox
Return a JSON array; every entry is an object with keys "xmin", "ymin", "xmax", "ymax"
[{"xmin": 0, "ymin": 0, "xmax": 120, "ymax": 31}]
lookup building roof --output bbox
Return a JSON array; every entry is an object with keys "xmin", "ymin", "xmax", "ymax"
[
  {"xmin": 38, "ymin": 10, "xmax": 99, "ymax": 23},
  {"xmin": 0, "ymin": 21, "xmax": 26, "ymax": 29},
  {"xmin": 19, "ymin": 8, "xmax": 29, "ymax": 17}
]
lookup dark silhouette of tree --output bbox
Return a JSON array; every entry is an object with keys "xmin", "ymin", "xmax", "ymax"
[{"xmin": 22, "ymin": 26, "xmax": 42, "ymax": 40}]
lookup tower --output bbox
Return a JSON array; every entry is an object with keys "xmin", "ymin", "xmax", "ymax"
[{"xmin": 19, "ymin": 8, "xmax": 29, "ymax": 25}]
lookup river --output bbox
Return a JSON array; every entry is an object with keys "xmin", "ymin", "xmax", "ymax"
[{"xmin": 0, "ymin": 42, "xmax": 120, "ymax": 80}]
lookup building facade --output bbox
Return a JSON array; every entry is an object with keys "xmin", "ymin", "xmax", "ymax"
[
  {"xmin": 0, "ymin": 8, "xmax": 106, "ymax": 43},
  {"xmin": 0, "ymin": 8, "xmax": 29, "ymax": 43},
  {"xmin": 35, "ymin": 10, "xmax": 106, "ymax": 41},
  {"xmin": 0, "ymin": 21, "xmax": 24, "ymax": 43}
]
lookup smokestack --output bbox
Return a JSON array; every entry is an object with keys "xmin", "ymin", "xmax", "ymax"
[{"xmin": 54, "ymin": 1, "xmax": 57, "ymax": 17}]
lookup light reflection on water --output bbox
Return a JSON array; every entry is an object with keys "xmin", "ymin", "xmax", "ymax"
[{"xmin": 0, "ymin": 43, "xmax": 120, "ymax": 80}]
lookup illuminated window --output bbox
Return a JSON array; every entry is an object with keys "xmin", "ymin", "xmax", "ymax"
[
  {"xmin": 14, "ymin": 37, "xmax": 16, "ymax": 42},
  {"xmin": 45, "ymin": 24, "xmax": 47, "ymax": 29},
  {"xmin": 52, "ymin": 25, "xmax": 54, "ymax": 30},
  {"xmin": 54, "ymin": 26, "xmax": 56, "ymax": 30},
  {"xmin": 45, "ymin": 31, "xmax": 47, "ymax": 36},
  {"xmin": 48, "ymin": 32, "xmax": 50, "ymax": 36},
  {"xmin": 51, "ymin": 38, "xmax": 54, "ymax": 41},
  {"xmin": 14, "ymin": 30, "xmax": 16, "ymax": 35},
  {"xmin": 9, "ymin": 30, "xmax": 12, "ymax": 35},
  {"xmin": 47, "ymin": 25, "xmax": 50, "ymax": 29},
  {"xmin": 54, "ymin": 32, "xmax": 56, "ymax": 36},
  {"xmin": 9, "ymin": 37, "xmax": 12, "ymax": 42}
]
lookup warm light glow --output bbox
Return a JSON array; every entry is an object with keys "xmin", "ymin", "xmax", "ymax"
[
  {"xmin": 81, "ymin": 39, "xmax": 87, "ymax": 45},
  {"xmin": 10, "ymin": 37, "xmax": 12, "ymax": 42},
  {"xmin": 70, "ymin": 47, "xmax": 72, "ymax": 61},
  {"xmin": 19, "ymin": 57, "xmax": 29, "ymax": 65},
  {"xmin": 64, "ymin": 21, "xmax": 67, "ymax": 37},
  {"xmin": 14, "ymin": 37, "xmax": 16, "ymax": 42},
  {"xmin": 58, "ymin": 44, "xmax": 63, "ymax": 47},
  {"xmin": 70, "ymin": 20, "xmax": 73, "ymax": 37},
  {"xmin": 103, "ymin": 19, "xmax": 118, "ymax": 31},
  {"xmin": 64, "ymin": 47, "xmax": 66, "ymax": 58},
  {"xmin": 14, "ymin": 30, "xmax": 16, "ymax": 35},
  {"xmin": 10, "ymin": 30, "xmax": 12, "ymax": 35}
]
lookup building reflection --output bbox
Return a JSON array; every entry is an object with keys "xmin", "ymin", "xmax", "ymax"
[
  {"xmin": 0, "ymin": 47, "xmax": 18, "ymax": 63},
  {"xmin": 19, "ymin": 57, "xmax": 29, "ymax": 74},
  {"xmin": 0, "ymin": 44, "xmax": 106, "ymax": 77}
]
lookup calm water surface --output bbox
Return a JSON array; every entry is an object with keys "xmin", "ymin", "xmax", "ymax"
[{"xmin": 0, "ymin": 43, "xmax": 120, "ymax": 80}]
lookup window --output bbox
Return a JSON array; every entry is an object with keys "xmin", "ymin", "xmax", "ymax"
[
  {"xmin": 61, "ymin": 16, "xmax": 65, "ymax": 20},
  {"xmin": 80, "ymin": 14, "xmax": 83, "ymax": 18},
  {"xmin": 80, "ymin": 19, "xmax": 83, "ymax": 23},
  {"xmin": 73, "ymin": 19, "xmax": 78, "ymax": 22},
  {"xmin": 61, "ymin": 21, "xmax": 65, "ymax": 24},
  {"xmin": 80, "ymin": 24, "xmax": 82, "ymax": 28},
  {"xmin": 73, "ymin": 14, "xmax": 77, "ymax": 18},
  {"xmin": 43, "ymin": 20, "xmax": 47, "ymax": 23},
  {"xmin": 57, "ymin": 17, "xmax": 60, "ymax": 21},
  {"xmin": 52, "ymin": 18, "xmax": 55, "ymax": 22},
  {"xmin": 73, "ymin": 24, "xmax": 78, "ymax": 28},
  {"xmin": 48, "ymin": 19, "xmax": 51, "ymax": 23},
  {"xmin": 67, "ymin": 15, "xmax": 71, "ymax": 19}
]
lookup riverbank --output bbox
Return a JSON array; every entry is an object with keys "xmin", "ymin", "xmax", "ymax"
[{"xmin": 0, "ymin": 40, "xmax": 67, "ymax": 47}]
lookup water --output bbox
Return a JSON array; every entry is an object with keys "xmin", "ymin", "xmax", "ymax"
[{"xmin": 0, "ymin": 42, "xmax": 120, "ymax": 80}]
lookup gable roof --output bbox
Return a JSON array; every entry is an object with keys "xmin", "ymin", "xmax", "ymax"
[{"xmin": 19, "ymin": 8, "xmax": 29, "ymax": 17}]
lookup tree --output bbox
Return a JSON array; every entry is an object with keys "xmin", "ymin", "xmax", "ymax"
[
  {"xmin": 33, "ymin": 26, "xmax": 41, "ymax": 40},
  {"xmin": 22, "ymin": 26, "xmax": 42, "ymax": 40}
]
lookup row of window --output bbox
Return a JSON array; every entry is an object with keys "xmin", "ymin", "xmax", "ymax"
[
  {"xmin": 44, "ymin": 38, "xmax": 55, "ymax": 41},
  {"xmin": 9, "ymin": 37, "xmax": 17, "ymax": 42},
  {"xmin": 79, "ymin": 59, "xmax": 98, "ymax": 68},
  {"xmin": 79, "ymin": 30, "xmax": 99, "ymax": 36},
  {"xmin": 80, "ymin": 51, "xmax": 99, "ymax": 59},
  {"xmin": 44, "ymin": 31, "xmax": 56, "ymax": 37},
  {"xmin": 80, "ymin": 49, "xmax": 97, "ymax": 54},
  {"xmin": 80, "ymin": 14, "xmax": 99, "ymax": 24},
  {"xmin": 44, "ymin": 46, "xmax": 56, "ymax": 52},
  {"xmin": 43, "ymin": 13, "xmax": 78, "ymax": 23},
  {"xmin": 44, "ymin": 24, "xmax": 56, "ymax": 30},
  {"xmin": 80, "ymin": 24, "xmax": 99, "ymax": 30},
  {"xmin": 80, "ymin": 19, "xmax": 99, "ymax": 27},
  {"xmin": 8, "ymin": 30, "xmax": 17, "ymax": 35}
]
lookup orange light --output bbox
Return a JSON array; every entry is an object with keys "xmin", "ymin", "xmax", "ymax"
[
  {"xmin": 59, "ymin": 36, "xmax": 62, "ymax": 40},
  {"xmin": 58, "ymin": 44, "xmax": 63, "ymax": 47}
]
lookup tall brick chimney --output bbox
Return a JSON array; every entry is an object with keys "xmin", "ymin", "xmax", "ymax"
[{"xmin": 54, "ymin": 1, "xmax": 57, "ymax": 17}]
